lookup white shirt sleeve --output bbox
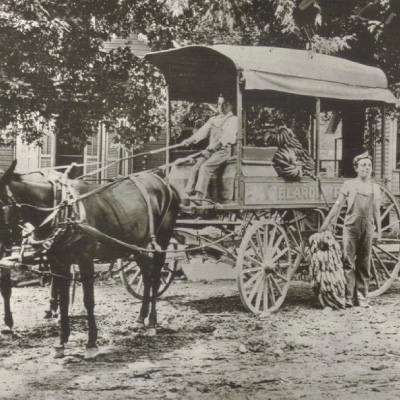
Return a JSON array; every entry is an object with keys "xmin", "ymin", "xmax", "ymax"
[
  {"xmin": 373, "ymin": 183, "xmax": 381, "ymax": 200},
  {"xmin": 190, "ymin": 117, "xmax": 214, "ymax": 144},
  {"xmin": 219, "ymin": 115, "xmax": 239, "ymax": 147}
]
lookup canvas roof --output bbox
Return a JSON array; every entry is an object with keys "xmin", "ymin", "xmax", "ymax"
[{"xmin": 144, "ymin": 45, "xmax": 398, "ymax": 105}]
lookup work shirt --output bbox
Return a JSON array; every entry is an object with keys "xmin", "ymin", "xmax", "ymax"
[
  {"xmin": 339, "ymin": 179, "xmax": 380, "ymax": 211},
  {"xmin": 190, "ymin": 112, "xmax": 238, "ymax": 148}
]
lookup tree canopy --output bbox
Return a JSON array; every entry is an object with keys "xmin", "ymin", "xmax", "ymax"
[{"xmin": 0, "ymin": 0, "xmax": 399, "ymax": 148}]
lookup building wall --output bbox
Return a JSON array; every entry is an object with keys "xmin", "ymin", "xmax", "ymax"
[
  {"xmin": 0, "ymin": 145, "xmax": 14, "ymax": 171},
  {"xmin": 373, "ymin": 117, "xmax": 395, "ymax": 193}
]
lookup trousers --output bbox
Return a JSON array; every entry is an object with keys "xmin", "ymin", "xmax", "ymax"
[
  {"xmin": 342, "ymin": 191, "xmax": 374, "ymax": 302},
  {"xmin": 185, "ymin": 147, "xmax": 231, "ymax": 196}
]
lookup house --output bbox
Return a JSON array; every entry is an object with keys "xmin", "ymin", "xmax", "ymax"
[{"xmin": 13, "ymin": 33, "xmax": 167, "ymax": 180}]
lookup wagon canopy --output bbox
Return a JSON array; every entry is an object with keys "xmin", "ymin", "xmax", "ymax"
[{"xmin": 144, "ymin": 45, "xmax": 398, "ymax": 105}]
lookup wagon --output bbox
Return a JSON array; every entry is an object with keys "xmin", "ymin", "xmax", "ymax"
[{"xmin": 121, "ymin": 45, "xmax": 399, "ymax": 314}]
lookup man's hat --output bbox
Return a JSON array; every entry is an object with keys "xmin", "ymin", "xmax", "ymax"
[
  {"xmin": 218, "ymin": 93, "xmax": 234, "ymax": 104},
  {"xmin": 353, "ymin": 151, "xmax": 372, "ymax": 167}
]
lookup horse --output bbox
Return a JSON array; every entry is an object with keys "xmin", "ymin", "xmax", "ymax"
[{"xmin": 0, "ymin": 160, "xmax": 180, "ymax": 359}]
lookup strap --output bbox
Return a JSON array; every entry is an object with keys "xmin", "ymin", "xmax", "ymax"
[
  {"xmin": 129, "ymin": 176, "xmax": 161, "ymax": 252},
  {"xmin": 152, "ymin": 174, "xmax": 174, "ymax": 235}
]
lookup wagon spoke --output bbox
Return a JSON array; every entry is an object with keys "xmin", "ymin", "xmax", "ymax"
[
  {"xmin": 244, "ymin": 253, "xmax": 264, "ymax": 268},
  {"xmin": 256, "ymin": 229, "xmax": 263, "ymax": 252},
  {"xmin": 249, "ymin": 238, "xmax": 264, "ymax": 262},
  {"xmin": 370, "ymin": 257, "xmax": 380, "ymax": 288},
  {"xmin": 263, "ymin": 277, "xmax": 269, "ymax": 310},
  {"xmin": 128, "ymin": 269, "xmax": 141, "ymax": 286},
  {"xmin": 267, "ymin": 226, "xmax": 277, "ymax": 254},
  {"xmin": 243, "ymin": 266, "xmax": 263, "ymax": 275},
  {"xmin": 270, "ymin": 234, "xmax": 284, "ymax": 255},
  {"xmin": 263, "ymin": 226, "xmax": 269, "ymax": 254},
  {"xmin": 270, "ymin": 275, "xmax": 283, "ymax": 296},
  {"xmin": 380, "ymin": 203, "xmax": 394, "ymax": 222},
  {"xmin": 243, "ymin": 271, "xmax": 263, "ymax": 290},
  {"xmin": 247, "ymin": 275, "xmax": 264, "ymax": 304},
  {"xmin": 381, "ymin": 222, "xmax": 398, "ymax": 233},
  {"xmin": 136, "ymin": 276, "xmax": 143, "ymax": 293},
  {"xmin": 272, "ymin": 247, "xmax": 289, "ymax": 263},
  {"xmin": 372, "ymin": 247, "xmax": 391, "ymax": 279},
  {"xmin": 268, "ymin": 277, "xmax": 276, "ymax": 306},
  {"xmin": 255, "ymin": 276, "xmax": 264, "ymax": 310},
  {"xmin": 274, "ymin": 272, "xmax": 289, "ymax": 282},
  {"xmin": 373, "ymin": 244, "xmax": 399, "ymax": 262}
]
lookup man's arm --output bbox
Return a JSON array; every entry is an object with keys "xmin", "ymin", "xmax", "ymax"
[
  {"xmin": 373, "ymin": 184, "xmax": 381, "ymax": 241},
  {"xmin": 320, "ymin": 192, "xmax": 346, "ymax": 232},
  {"xmin": 182, "ymin": 117, "xmax": 213, "ymax": 146}
]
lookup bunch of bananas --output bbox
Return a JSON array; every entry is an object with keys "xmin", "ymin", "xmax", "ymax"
[
  {"xmin": 265, "ymin": 126, "xmax": 315, "ymax": 175},
  {"xmin": 308, "ymin": 230, "xmax": 346, "ymax": 310},
  {"xmin": 273, "ymin": 148, "xmax": 303, "ymax": 181}
]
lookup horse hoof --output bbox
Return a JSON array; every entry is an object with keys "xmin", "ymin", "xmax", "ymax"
[
  {"xmin": 1, "ymin": 325, "xmax": 13, "ymax": 339},
  {"xmin": 132, "ymin": 322, "xmax": 145, "ymax": 332},
  {"xmin": 53, "ymin": 346, "xmax": 65, "ymax": 359},
  {"xmin": 44, "ymin": 311, "xmax": 53, "ymax": 319},
  {"xmin": 146, "ymin": 328, "xmax": 156, "ymax": 337},
  {"xmin": 84, "ymin": 347, "xmax": 98, "ymax": 360}
]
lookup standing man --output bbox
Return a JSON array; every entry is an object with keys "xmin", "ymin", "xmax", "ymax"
[
  {"xmin": 181, "ymin": 94, "xmax": 238, "ymax": 204},
  {"xmin": 320, "ymin": 152, "xmax": 381, "ymax": 307}
]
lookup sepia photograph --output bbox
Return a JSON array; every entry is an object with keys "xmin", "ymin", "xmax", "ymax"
[{"xmin": 1, "ymin": 1, "xmax": 400, "ymax": 398}]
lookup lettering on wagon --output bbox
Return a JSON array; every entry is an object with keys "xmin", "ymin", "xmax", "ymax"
[
  {"xmin": 277, "ymin": 186, "xmax": 318, "ymax": 201},
  {"xmin": 245, "ymin": 182, "xmax": 342, "ymax": 204}
]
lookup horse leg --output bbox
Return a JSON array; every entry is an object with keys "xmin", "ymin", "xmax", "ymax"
[
  {"xmin": 147, "ymin": 253, "xmax": 165, "ymax": 336},
  {"xmin": 134, "ymin": 256, "xmax": 152, "ymax": 331},
  {"xmin": 79, "ymin": 260, "xmax": 98, "ymax": 359},
  {"xmin": 1, "ymin": 269, "xmax": 13, "ymax": 334},
  {"xmin": 44, "ymin": 277, "xmax": 59, "ymax": 319},
  {"xmin": 51, "ymin": 263, "xmax": 71, "ymax": 358}
]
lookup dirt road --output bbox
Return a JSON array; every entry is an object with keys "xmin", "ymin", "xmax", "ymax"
[{"xmin": 2, "ymin": 275, "xmax": 400, "ymax": 399}]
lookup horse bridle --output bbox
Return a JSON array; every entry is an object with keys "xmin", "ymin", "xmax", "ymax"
[{"xmin": 0, "ymin": 184, "xmax": 23, "ymax": 247}]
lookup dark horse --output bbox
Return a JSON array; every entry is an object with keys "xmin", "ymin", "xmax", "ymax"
[{"xmin": 0, "ymin": 160, "xmax": 180, "ymax": 358}]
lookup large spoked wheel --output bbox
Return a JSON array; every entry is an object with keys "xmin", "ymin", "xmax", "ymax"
[
  {"xmin": 237, "ymin": 219, "xmax": 297, "ymax": 314},
  {"xmin": 334, "ymin": 183, "xmax": 400, "ymax": 297},
  {"xmin": 120, "ymin": 242, "xmax": 179, "ymax": 300}
]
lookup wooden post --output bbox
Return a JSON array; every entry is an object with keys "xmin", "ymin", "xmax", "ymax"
[
  {"xmin": 236, "ymin": 72, "xmax": 244, "ymax": 206},
  {"xmin": 166, "ymin": 84, "xmax": 171, "ymax": 180},
  {"xmin": 315, "ymin": 98, "xmax": 321, "ymax": 176},
  {"xmin": 381, "ymin": 104, "xmax": 386, "ymax": 179}
]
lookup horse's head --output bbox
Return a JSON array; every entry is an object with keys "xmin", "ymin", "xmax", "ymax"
[{"xmin": 0, "ymin": 160, "xmax": 20, "ymax": 256}]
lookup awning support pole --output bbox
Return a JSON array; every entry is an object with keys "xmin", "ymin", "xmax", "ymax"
[
  {"xmin": 237, "ymin": 72, "xmax": 243, "ymax": 206},
  {"xmin": 166, "ymin": 84, "xmax": 171, "ymax": 180},
  {"xmin": 315, "ymin": 98, "xmax": 321, "ymax": 176},
  {"xmin": 381, "ymin": 104, "xmax": 386, "ymax": 179}
]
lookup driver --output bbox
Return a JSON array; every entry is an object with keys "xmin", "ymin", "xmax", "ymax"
[{"xmin": 181, "ymin": 94, "xmax": 238, "ymax": 205}]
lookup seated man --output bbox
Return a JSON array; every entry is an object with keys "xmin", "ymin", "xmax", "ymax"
[{"xmin": 181, "ymin": 94, "xmax": 238, "ymax": 205}]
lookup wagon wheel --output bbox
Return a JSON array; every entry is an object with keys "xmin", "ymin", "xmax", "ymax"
[
  {"xmin": 237, "ymin": 219, "xmax": 300, "ymax": 314},
  {"xmin": 120, "ymin": 242, "xmax": 179, "ymax": 300},
  {"xmin": 334, "ymin": 183, "xmax": 400, "ymax": 297}
]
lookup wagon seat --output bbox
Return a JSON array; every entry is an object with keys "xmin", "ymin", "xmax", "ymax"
[{"xmin": 169, "ymin": 146, "xmax": 278, "ymax": 204}]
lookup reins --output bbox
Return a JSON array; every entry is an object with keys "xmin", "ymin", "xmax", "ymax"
[{"xmin": 0, "ymin": 145, "xmax": 234, "ymax": 274}]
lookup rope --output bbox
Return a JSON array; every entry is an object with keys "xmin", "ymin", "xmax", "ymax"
[
  {"xmin": 74, "ymin": 221, "xmax": 238, "ymax": 255},
  {"xmin": 75, "ymin": 143, "xmax": 185, "ymax": 180},
  {"xmin": 70, "ymin": 150, "xmax": 203, "ymax": 204}
]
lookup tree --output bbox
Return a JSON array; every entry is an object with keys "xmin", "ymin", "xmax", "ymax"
[
  {"xmin": 0, "ymin": 0, "xmax": 167, "ymax": 148},
  {"xmin": 1, "ymin": 0, "xmax": 398, "ymax": 148}
]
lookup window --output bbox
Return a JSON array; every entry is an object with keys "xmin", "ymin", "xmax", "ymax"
[{"xmin": 40, "ymin": 134, "xmax": 53, "ymax": 168}]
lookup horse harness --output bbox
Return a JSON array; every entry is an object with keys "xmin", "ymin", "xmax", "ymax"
[
  {"xmin": 0, "ymin": 184, "xmax": 23, "ymax": 251},
  {"xmin": 16, "ymin": 171, "xmax": 173, "ymax": 258}
]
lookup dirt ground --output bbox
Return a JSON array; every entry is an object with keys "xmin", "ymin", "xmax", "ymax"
[{"xmin": 2, "ymin": 272, "xmax": 400, "ymax": 400}]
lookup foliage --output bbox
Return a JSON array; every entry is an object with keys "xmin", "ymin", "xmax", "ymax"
[
  {"xmin": 0, "ymin": 0, "xmax": 167, "ymax": 148},
  {"xmin": 0, "ymin": 0, "xmax": 399, "ymax": 149}
]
